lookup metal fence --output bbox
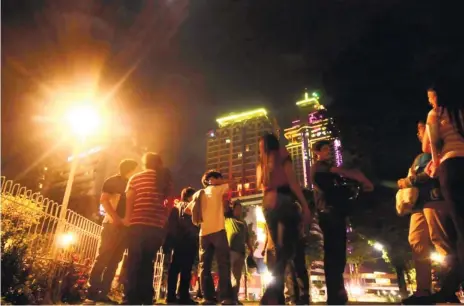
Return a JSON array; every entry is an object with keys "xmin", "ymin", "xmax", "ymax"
[
  {"xmin": 1, "ymin": 176, "xmax": 168, "ymax": 302},
  {"xmin": 1, "ymin": 176, "xmax": 102, "ymax": 265}
]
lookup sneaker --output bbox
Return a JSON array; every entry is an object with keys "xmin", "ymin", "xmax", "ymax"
[{"xmin": 83, "ymin": 299, "xmax": 97, "ymax": 305}]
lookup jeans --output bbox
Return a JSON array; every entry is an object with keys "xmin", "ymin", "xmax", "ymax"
[
  {"xmin": 167, "ymin": 241, "xmax": 198, "ymax": 302},
  {"xmin": 319, "ymin": 211, "xmax": 348, "ymax": 305},
  {"xmin": 126, "ymin": 225, "xmax": 165, "ymax": 305},
  {"xmin": 88, "ymin": 223, "xmax": 127, "ymax": 298},
  {"xmin": 261, "ymin": 192, "xmax": 300, "ymax": 305},
  {"xmin": 408, "ymin": 203, "xmax": 453, "ymax": 292},
  {"xmin": 438, "ymin": 157, "xmax": 464, "ymax": 294},
  {"xmin": 199, "ymin": 230, "xmax": 232, "ymax": 302}
]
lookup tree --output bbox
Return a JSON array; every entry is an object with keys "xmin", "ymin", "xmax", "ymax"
[
  {"xmin": 350, "ymin": 186, "xmax": 412, "ymax": 297},
  {"xmin": 346, "ymin": 231, "xmax": 376, "ymax": 283}
]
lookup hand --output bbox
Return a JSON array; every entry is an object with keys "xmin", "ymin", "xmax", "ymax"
[
  {"xmin": 362, "ymin": 181, "xmax": 374, "ymax": 192},
  {"xmin": 302, "ymin": 205, "xmax": 312, "ymax": 225},
  {"xmin": 397, "ymin": 179, "xmax": 406, "ymax": 189},
  {"xmin": 261, "ymin": 250, "xmax": 266, "ymax": 257}
]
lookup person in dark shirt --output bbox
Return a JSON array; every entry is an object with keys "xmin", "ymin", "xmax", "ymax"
[
  {"xmin": 399, "ymin": 121, "xmax": 456, "ymax": 304},
  {"xmin": 310, "ymin": 140, "xmax": 373, "ymax": 305},
  {"xmin": 166, "ymin": 187, "xmax": 199, "ymax": 305},
  {"xmin": 84, "ymin": 159, "xmax": 138, "ymax": 305}
]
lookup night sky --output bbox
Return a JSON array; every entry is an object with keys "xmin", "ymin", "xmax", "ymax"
[{"xmin": 2, "ymin": 0, "xmax": 464, "ymax": 192}]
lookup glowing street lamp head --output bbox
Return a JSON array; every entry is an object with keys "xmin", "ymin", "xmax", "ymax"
[{"xmin": 65, "ymin": 104, "xmax": 101, "ymax": 138}]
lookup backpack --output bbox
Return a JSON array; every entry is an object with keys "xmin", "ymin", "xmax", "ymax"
[{"xmin": 190, "ymin": 189, "xmax": 205, "ymax": 226}]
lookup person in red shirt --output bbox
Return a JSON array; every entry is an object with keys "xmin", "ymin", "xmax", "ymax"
[{"xmin": 123, "ymin": 152, "xmax": 173, "ymax": 305}]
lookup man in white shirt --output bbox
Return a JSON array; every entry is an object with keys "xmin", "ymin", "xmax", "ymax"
[{"xmin": 198, "ymin": 170, "xmax": 235, "ymax": 305}]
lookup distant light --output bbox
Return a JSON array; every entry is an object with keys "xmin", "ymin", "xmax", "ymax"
[
  {"xmin": 312, "ymin": 92, "xmax": 319, "ymax": 98},
  {"xmin": 58, "ymin": 232, "xmax": 75, "ymax": 248},
  {"xmin": 431, "ymin": 252, "xmax": 445, "ymax": 264},
  {"xmin": 67, "ymin": 146, "xmax": 103, "ymax": 162},
  {"xmin": 373, "ymin": 242, "xmax": 384, "ymax": 251},
  {"xmin": 44, "ymin": 167, "xmax": 48, "ymax": 171},
  {"xmin": 349, "ymin": 285, "xmax": 364, "ymax": 296},
  {"xmin": 210, "ymin": 132, "xmax": 215, "ymax": 137},
  {"xmin": 255, "ymin": 206, "xmax": 266, "ymax": 223},
  {"xmin": 237, "ymin": 152, "xmax": 243, "ymax": 158},
  {"xmin": 262, "ymin": 269, "xmax": 274, "ymax": 286},
  {"xmin": 99, "ymin": 204, "xmax": 106, "ymax": 216},
  {"xmin": 38, "ymin": 183, "xmax": 43, "ymax": 189},
  {"xmin": 226, "ymin": 139, "xmax": 231, "ymax": 144}
]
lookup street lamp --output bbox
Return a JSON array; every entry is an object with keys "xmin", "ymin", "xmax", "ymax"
[{"xmin": 54, "ymin": 104, "xmax": 102, "ymax": 255}]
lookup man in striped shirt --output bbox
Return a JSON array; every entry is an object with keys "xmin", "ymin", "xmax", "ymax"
[{"xmin": 123, "ymin": 152, "xmax": 173, "ymax": 305}]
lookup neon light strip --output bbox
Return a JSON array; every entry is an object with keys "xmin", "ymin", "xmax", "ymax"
[
  {"xmin": 216, "ymin": 108, "xmax": 268, "ymax": 126},
  {"xmin": 334, "ymin": 138, "xmax": 343, "ymax": 167}
]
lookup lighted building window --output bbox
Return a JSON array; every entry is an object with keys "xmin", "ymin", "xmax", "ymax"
[
  {"xmin": 226, "ymin": 139, "xmax": 231, "ymax": 144},
  {"xmin": 245, "ymin": 145, "xmax": 250, "ymax": 152},
  {"xmin": 238, "ymin": 152, "xmax": 243, "ymax": 158},
  {"xmin": 44, "ymin": 166, "xmax": 48, "ymax": 171},
  {"xmin": 38, "ymin": 183, "xmax": 43, "ymax": 189}
]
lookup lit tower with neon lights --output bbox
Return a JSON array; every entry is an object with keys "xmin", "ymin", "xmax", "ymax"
[
  {"xmin": 284, "ymin": 90, "xmax": 343, "ymax": 188},
  {"xmin": 207, "ymin": 108, "xmax": 279, "ymax": 196}
]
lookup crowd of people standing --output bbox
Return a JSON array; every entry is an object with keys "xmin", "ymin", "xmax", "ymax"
[
  {"xmin": 81, "ymin": 84, "xmax": 463, "ymax": 305},
  {"xmin": 398, "ymin": 86, "xmax": 464, "ymax": 304}
]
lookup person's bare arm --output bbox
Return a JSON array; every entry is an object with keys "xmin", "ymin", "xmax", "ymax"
[
  {"xmin": 256, "ymin": 164, "xmax": 263, "ymax": 191},
  {"xmin": 283, "ymin": 161, "xmax": 311, "ymax": 224},
  {"xmin": 422, "ymin": 130, "xmax": 432, "ymax": 153},
  {"xmin": 330, "ymin": 167, "xmax": 374, "ymax": 191}
]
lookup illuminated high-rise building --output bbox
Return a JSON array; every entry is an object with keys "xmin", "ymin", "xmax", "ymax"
[
  {"xmin": 206, "ymin": 108, "xmax": 279, "ymax": 196},
  {"xmin": 284, "ymin": 91, "xmax": 343, "ymax": 188}
]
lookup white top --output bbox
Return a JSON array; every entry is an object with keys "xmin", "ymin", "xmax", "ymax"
[{"xmin": 199, "ymin": 184, "xmax": 229, "ymax": 236}]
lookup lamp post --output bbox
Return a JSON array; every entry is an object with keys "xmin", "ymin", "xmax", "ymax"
[{"xmin": 53, "ymin": 104, "xmax": 102, "ymax": 257}]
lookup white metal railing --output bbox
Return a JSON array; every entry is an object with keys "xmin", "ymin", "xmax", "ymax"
[{"xmin": 1, "ymin": 176, "xmax": 102, "ymax": 265}]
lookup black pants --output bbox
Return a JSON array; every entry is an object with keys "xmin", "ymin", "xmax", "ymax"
[
  {"xmin": 319, "ymin": 211, "xmax": 348, "ymax": 305},
  {"xmin": 438, "ymin": 157, "xmax": 464, "ymax": 294},
  {"xmin": 261, "ymin": 193, "xmax": 301, "ymax": 305},
  {"xmin": 167, "ymin": 242, "xmax": 198, "ymax": 302},
  {"xmin": 88, "ymin": 223, "xmax": 127, "ymax": 298},
  {"xmin": 126, "ymin": 225, "xmax": 165, "ymax": 305},
  {"xmin": 199, "ymin": 230, "xmax": 232, "ymax": 302},
  {"xmin": 293, "ymin": 237, "xmax": 310, "ymax": 301}
]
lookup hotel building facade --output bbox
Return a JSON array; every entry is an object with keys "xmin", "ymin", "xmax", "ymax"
[
  {"xmin": 206, "ymin": 108, "xmax": 279, "ymax": 196},
  {"xmin": 284, "ymin": 91, "xmax": 343, "ymax": 188}
]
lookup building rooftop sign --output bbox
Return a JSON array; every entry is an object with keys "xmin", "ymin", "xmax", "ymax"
[
  {"xmin": 216, "ymin": 108, "xmax": 268, "ymax": 127},
  {"xmin": 296, "ymin": 91, "xmax": 325, "ymax": 110}
]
